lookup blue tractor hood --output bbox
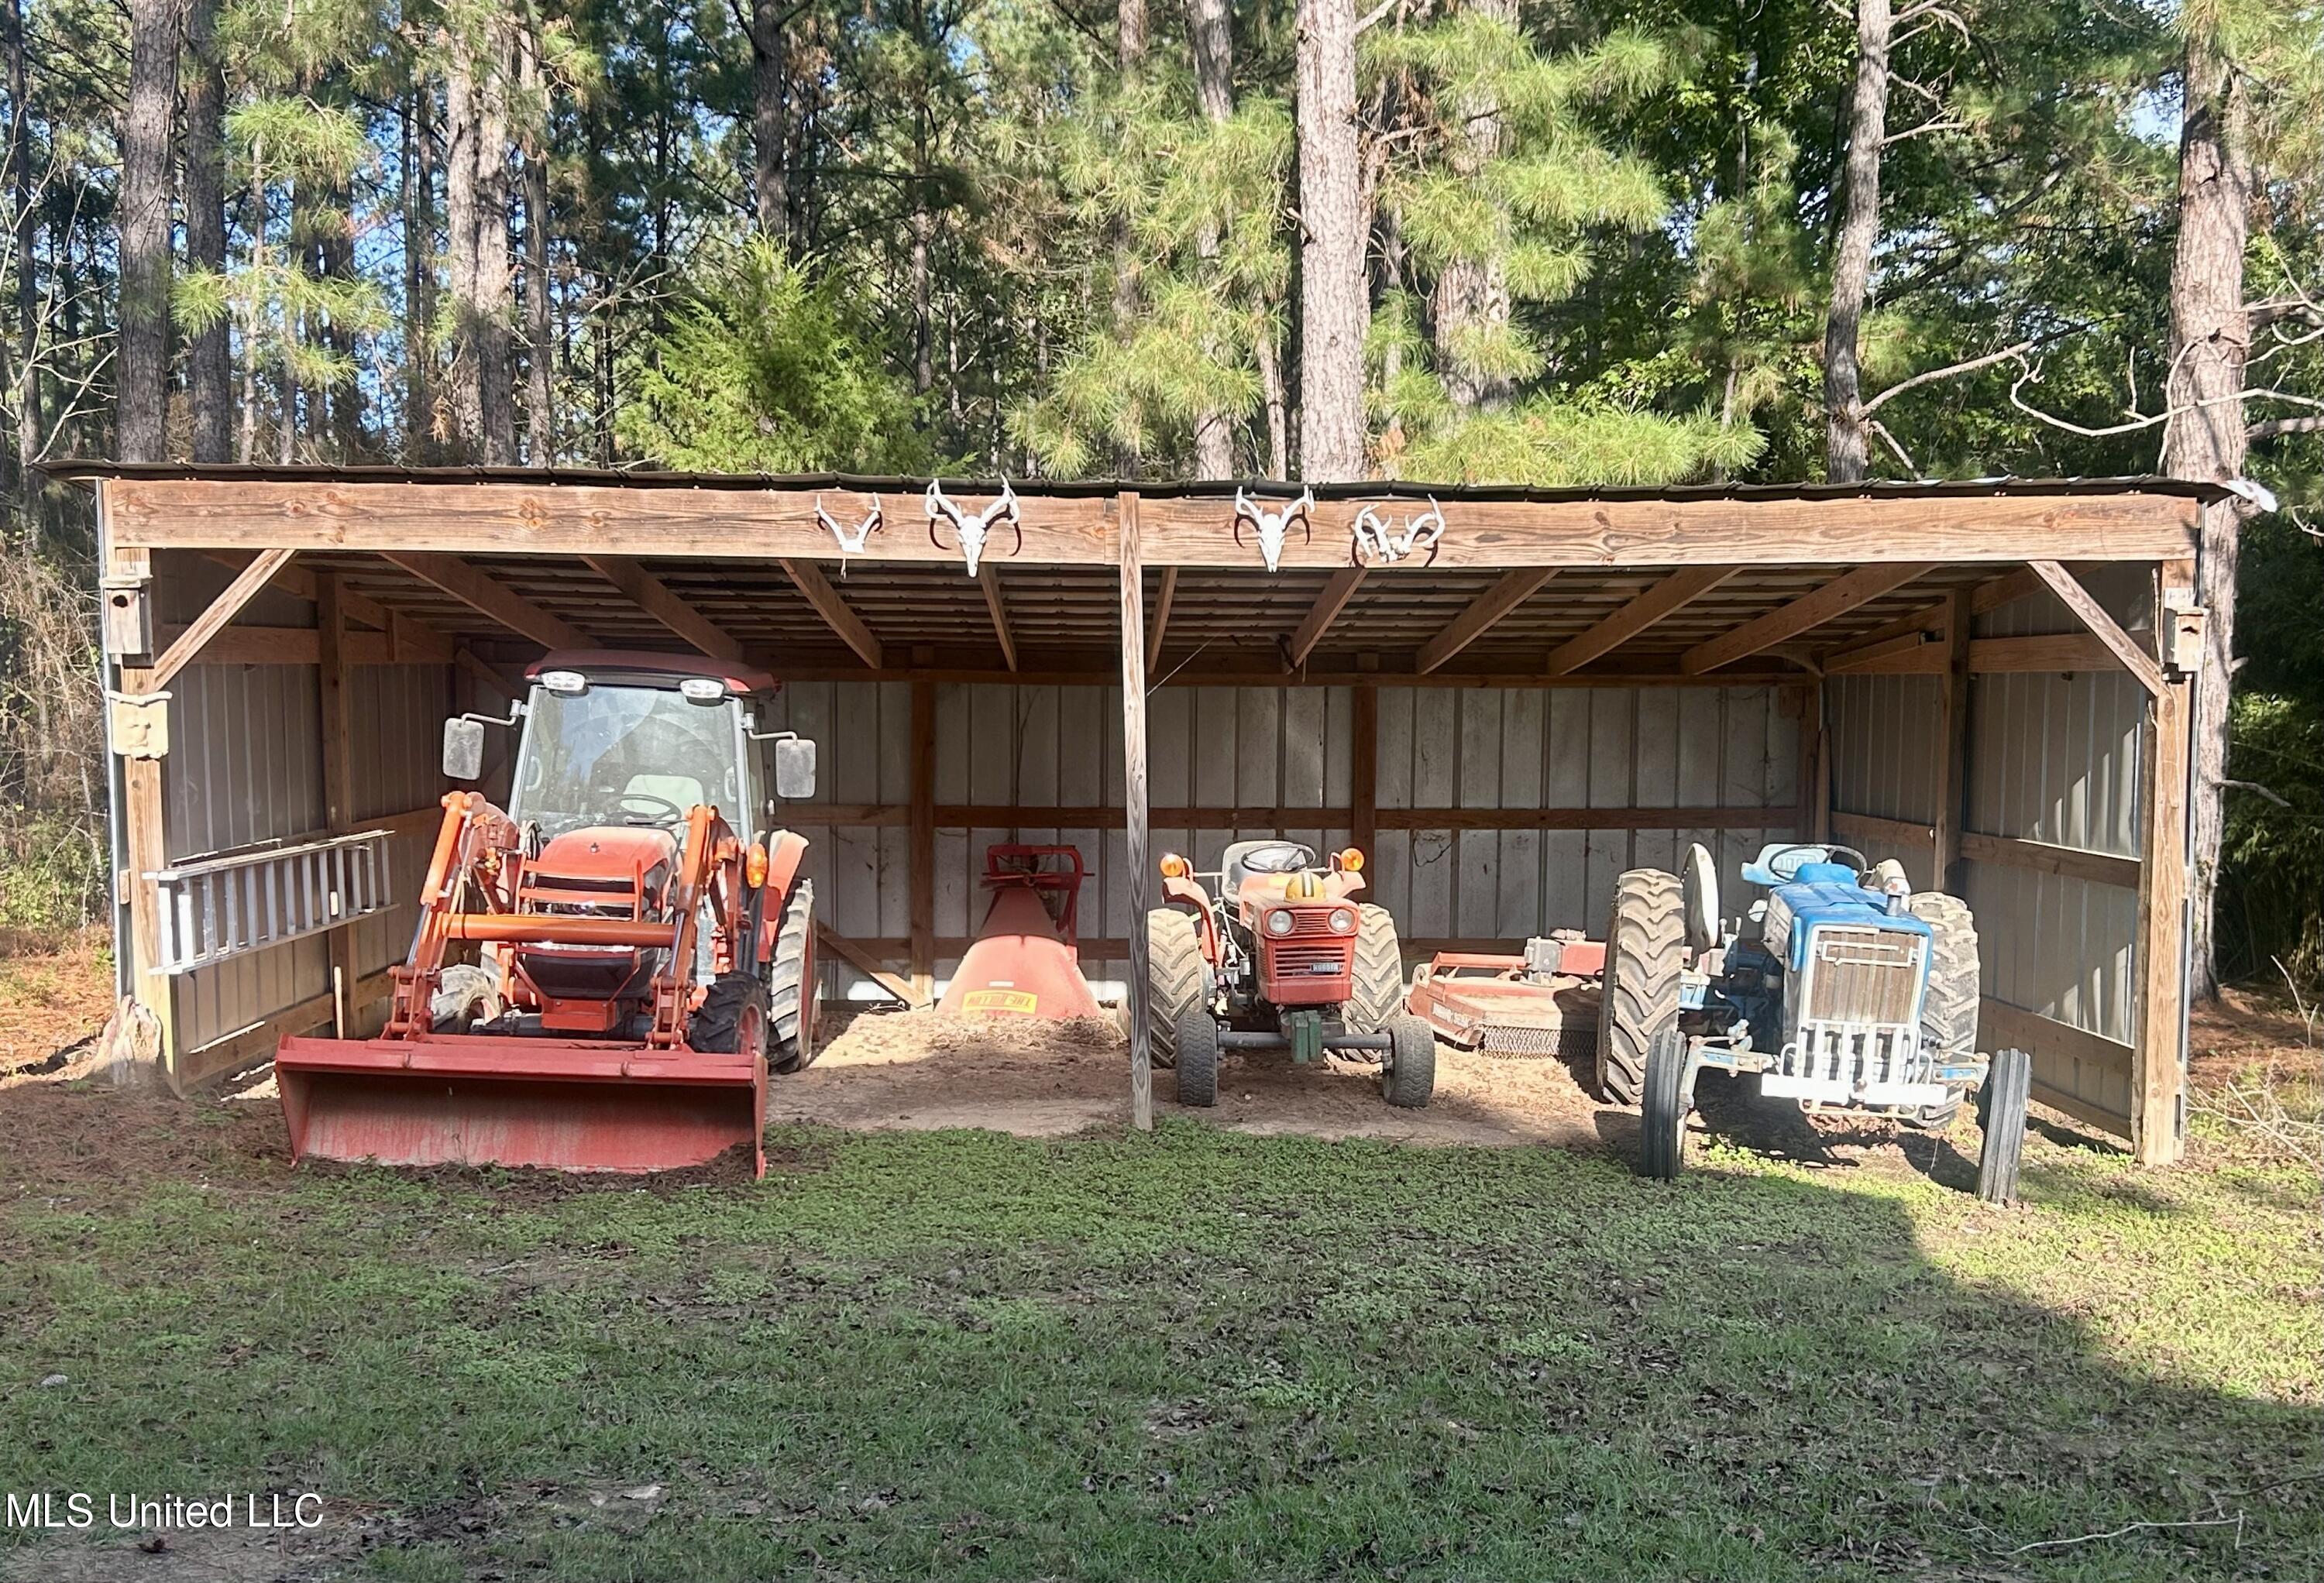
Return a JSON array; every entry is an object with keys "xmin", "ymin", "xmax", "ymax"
[{"xmin": 1761, "ymin": 879, "xmax": 1932, "ymax": 973}]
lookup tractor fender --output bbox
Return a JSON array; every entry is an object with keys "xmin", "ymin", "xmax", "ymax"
[
  {"xmin": 1159, "ymin": 875, "xmax": 1222, "ymax": 964},
  {"xmin": 757, "ymin": 831, "xmax": 811, "ymax": 963}
]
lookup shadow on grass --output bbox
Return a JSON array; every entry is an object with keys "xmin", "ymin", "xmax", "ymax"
[{"xmin": 0, "ymin": 1077, "xmax": 2317, "ymax": 1583}]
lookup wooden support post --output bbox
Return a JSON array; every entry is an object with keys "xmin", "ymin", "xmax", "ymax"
[
  {"xmin": 1934, "ymin": 586, "xmax": 1974, "ymax": 892},
  {"xmin": 2133, "ymin": 558, "xmax": 2194, "ymax": 1166},
  {"xmin": 908, "ymin": 680, "xmax": 936, "ymax": 1001},
  {"xmin": 1793, "ymin": 682, "xmax": 1827, "ymax": 843},
  {"xmin": 101, "ymin": 512, "xmax": 178, "ymax": 1086},
  {"xmin": 2027, "ymin": 560, "xmax": 2165, "ymax": 696},
  {"xmin": 142, "ymin": 546, "xmax": 297, "ymax": 690},
  {"xmin": 1351, "ymin": 683, "xmax": 1378, "ymax": 861},
  {"xmin": 1119, "ymin": 490, "xmax": 1153, "ymax": 1132},
  {"xmin": 316, "ymin": 574, "xmax": 361, "ymax": 1035}
]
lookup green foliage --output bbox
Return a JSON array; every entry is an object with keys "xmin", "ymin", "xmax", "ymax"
[
  {"xmin": 2220, "ymin": 692, "xmax": 2324, "ymax": 989},
  {"xmin": 618, "ymin": 241, "xmax": 928, "ymax": 473}
]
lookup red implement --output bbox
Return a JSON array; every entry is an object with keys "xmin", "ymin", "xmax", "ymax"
[
  {"xmin": 937, "ymin": 844, "xmax": 1104, "ymax": 1019},
  {"xmin": 275, "ymin": 1035, "xmax": 768, "ymax": 1176},
  {"xmin": 1404, "ymin": 937, "xmax": 1604, "ymax": 1059}
]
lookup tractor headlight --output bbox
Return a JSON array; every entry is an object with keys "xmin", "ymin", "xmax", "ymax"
[
  {"xmin": 538, "ymin": 669, "xmax": 588, "ymax": 695},
  {"xmin": 1265, "ymin": 908, "xmax": 1296, "ymax": 936},
  {"xmin": 1328, "ymin": 908, "xmax": 1356, "ymax": 933},
  {"xmin": 679, "ymin": 678, "xmax": 727, "ymax": 705}
]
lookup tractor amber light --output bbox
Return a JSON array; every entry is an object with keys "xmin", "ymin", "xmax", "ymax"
[
  {"xmin": 1159, "ymin": 853, "xmax": 1191, "ymax": 878},
  {"xmin": 746, "ymin": 841, "xmax": 770, "ymax": 888},
  {"xmin": 1337, "ymin": 848, "xmax": 1364, "ymax": 873}
]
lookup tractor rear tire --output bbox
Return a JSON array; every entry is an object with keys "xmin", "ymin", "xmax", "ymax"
[
  {"xmin": 767, "ymin": 880, "xmax": 817, "ymax": 1073},
  {"xmin": 1976, "ymin": 1046, "xmax": 2032, "ymax": 1204},
  {"xmin": 1597, "ymin": 868, "xmax": 1686, "ymax": 1106},
  {"xmin": 1174, "ymin": 1008, "xmax": 1220, "ymax": 1107},
  {"xmin": 429, "ymin": 963, "xmax": 501, "ymax": 1033},
  {"xmin": 1381, "ymin": 1015, "xmax": 1436, "ymax": 1108},
  {"xmin": 692, "ymin": 973, "xmax": 768, "ymax": 1058},
  {"xmin": 1346, "ymin": 905, "xmax": 1406, "ymax": 1033},
  {"xmin": 1638, "ymin": 1026, "xmax": 1690, "ymax": 1181},
  {"xmin": 1908, "ymin": 891, "xmax": 1979, "ymax": 1130},
  {"xmin": 1146, "ymin": 909, "xmax": 1208, "ymax": 1070}
]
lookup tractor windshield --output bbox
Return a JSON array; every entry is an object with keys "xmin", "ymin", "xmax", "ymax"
[{"xmin": 511, "ymin": 684, "xmax": 744, "ymax": 837}]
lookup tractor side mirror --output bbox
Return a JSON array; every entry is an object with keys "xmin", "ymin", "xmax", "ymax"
[
  {"xmin": 442, "ymin": 717, "xmax": 486, "ymax": 781},
  {"xmin": 774, "ymin": 737, "xmax": 817, "ymax": 800}
]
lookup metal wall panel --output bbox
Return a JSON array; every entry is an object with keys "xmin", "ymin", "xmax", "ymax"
[{"xmin": 346, "ymin": 664, "xmax": 456, "ymax": 980}]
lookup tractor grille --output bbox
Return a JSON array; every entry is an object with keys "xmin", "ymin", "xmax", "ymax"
[
  {"xmin": 1802, "ymin": 926, "xmax": 1923, "ymax": 1025},
  {"xmin": 1270, "ymin": 941, "xmax": 1351, "ymax": 976}
]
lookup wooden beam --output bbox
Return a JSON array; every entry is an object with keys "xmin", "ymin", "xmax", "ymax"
[
  {"xmin": 1416, "ymin": 568, "xmax": 1556, "ymax": 674},
  {"xmin": 202, "ymin": 548, "xmax": 401, "ymax": 633},
  {"xmin": 1824, "ymin": 630, "xmax": 1941, "ymax": 675},
  {"xmin": 754, "ymin": 656, "xmax": 1811, "ymax": 689},
  {"xmin": 1970, "ymin": 634, "xmax": 2118, "ymax": 673},
  {"xmin": 978, "ymin": 564, "xmax": 1017, "ymax": 671},
  {"xmin": 777, "ymin": 558, "xmax": 884, "ymax": 669},
  {"xmin": 1546, "ymin": 566, "xmax": 1737, "ymax": 675},
  {"xmin": 106, "ymin": 477, "xmax": 2204, "ymax": 567},
  {"xmin": 1119, "ymin": 489, "xmax": 1153, "ymax": 1133},
  {"xmin": 1934, "ymin": 588, "xmax": 1974, "ymax": 891},
  {"xmin": 1351, "ymin": 685, "xmax": 1377, "ymax": 861},
  {"xmin": 142, "ymin": 546, "xmax": 297, "ymax": 690},
  {"xmin": 908, "ymin": 681, "xmax": 936, "ymax": 1000},
  {"xmin": 2133, "ymin": 558, "xmax": 2194, "ymax": 1165},
  {"xmin": 456, "ymin": 644, "xmax": 523, "ymax": 701},
  {"xmin": 1681, "ymin": 563, "xmax": 1933, "ymax": 675},
  {"xmin": 102, "ymin": 522, "xmax": 178, "ymax": 1086},
  {"xmin": 816, "ymin": 924, "xmax": 925, "ymax": 1008},
  {"xmin": 2027, "ymin": 560, "xmax": 2164, "ymax": 696},
  {"xmin": 315, "ymin": 574, "xmax": 362, "ymax": 1036},
  {"xmin": 583, "ymin": 555, "xmax": 744, "ymax": 661},
  {"xmin": 1960, "ymin": 831, "xmax": 2140, "ymax": 889},
  {"xmin": 1971, "ymin": 565, "xmax": 2047, "ymax": 615},
  {"xmin": 1829, "ymin": 810, "xmax": 1937, "ymax": 854},
  {"xmin": 1146, "ymin": 566, "xmax": 1177, "ymax": 672},
  {"xmin": 154, "ymin": 624, "xmax": 455, "ymax": 667},
  {"xmin": 378, "ymin": 551, "xmax": 589, "ymax": 650},
  {"xmin": 1284, "ymin": 568, "xmax": 1366, "ymax": 671}
]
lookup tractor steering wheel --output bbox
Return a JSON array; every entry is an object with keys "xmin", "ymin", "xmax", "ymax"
[
  {"xmin": 615, "ymin": 790, "xmax": 687, "ymax": 825},
  {"xmin": 1764, "ymin": 842, "xmax": 1868, "ymax": 881}
]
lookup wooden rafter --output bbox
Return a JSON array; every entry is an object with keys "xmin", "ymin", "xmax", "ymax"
[
  {"xmin": 978, "ymin": 565, "xmax": 1018, "ymax": 671},
  {"xmin": 775, "ymin": 558, "xmax": 884, "ymax": 669},
  {"xmin": 1284, "ymin": 568, "xmax": 1366, "ymax": 670},
  {"xmin": 143, "ymin": 546, "xmax": 297, "ymax": 690},
  {"xmin": 2027, "ymin": 560, "xmax": 2164, "ymax": 695},
  {"xmin": 1416, "ymin": 568, "xmax": 1557, "ymax": 674},
  {"xmin": 1681, "ymin": 563, "xmax": 1933, "ymax": 675},
  {"xmin": 378, "ymin": 551, "xmax": 589, "ymax": 650},
  {"xmin": 1146, "ymin": 566, "xmax": 1177, "ymax": 671},
  {"xmin": 1546, "ymin": 566, "xmax": 1735, "ymax": 675},
  {"xmin": 203, "ymin": 549, "xmax": 401, "ymax": 634},
  {"xmin": 583, "ymin": 555, "xmax": 744, "ymax": 661},
  {"xmin": 1823, "ymin": 630, "xmax": 1941, "ymax": 675}
]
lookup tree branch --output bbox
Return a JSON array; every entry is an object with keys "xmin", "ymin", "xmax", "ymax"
[
  {"xmin": 2250, "ymin": 414, "xmax": 2324, "ymax": 441},
  {"xmin": 1859, "ymin": 337, "xmax": 2039, "ymax": 416}
]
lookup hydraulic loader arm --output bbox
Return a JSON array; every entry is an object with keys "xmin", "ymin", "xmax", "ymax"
[{"xmin": 386, "ymin": 792, "xmax": 521, "ymax": 1037}]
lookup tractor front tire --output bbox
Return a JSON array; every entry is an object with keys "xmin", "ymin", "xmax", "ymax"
[
  {"xmin": 1346, "ymin": 905, "xmax": 1407, "ymax": 1033},
  {"xmin": 1146, "ymin": 908, "xmax": 1208, "ymax": 1070},
  {"xmin": 1381, "ymin": 1015, "xmax": 1436, "ymax": 1108},
  {"xmin": 1908, "ymin": 890, "xmax": 1980, "ymax": 1130},
  {"xmin": 1976, "ymin": 1046, "xmax": 2033, "ymax": 1204},
  {"xmin": 767, "ymin": 880, "xmax": 817, "ymax": 1073},
  {"xmin": 1598, "ymin": 868, "xmax": 1686, "ymax": 1106},
  {"xmin": 1174, "ymin": 1008, "xmax": 1220, "ymax": 1107},
  {"xmin": 692, "ymin": 973, "xmax": 769, "ymax": 1059},
  {"xmin": 1638, "ymin": 1026, "xmax": 1690, "ymax": 1181},
  {"xmin": 429, "ymin": 963, "xmax": 502, "ymax": 1033}
]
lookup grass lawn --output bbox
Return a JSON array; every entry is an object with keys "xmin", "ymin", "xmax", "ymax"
[{"xmin": 1, "ymin": 1080, "xmax": 2318, "ymax": 1581}]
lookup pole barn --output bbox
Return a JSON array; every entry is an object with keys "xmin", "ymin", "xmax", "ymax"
[{"xmin": 59, "ymin": 464, "xmax": 2215, "ymax": 1164}]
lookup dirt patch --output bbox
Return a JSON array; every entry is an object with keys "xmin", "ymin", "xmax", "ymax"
[
  {"xmin": 0, "ymin": 928, "xmax": 115, "ymax": 1082},
  {"xmin": 776, "ymin": 1006, "xmax": 1610, "ymax": 1149}
]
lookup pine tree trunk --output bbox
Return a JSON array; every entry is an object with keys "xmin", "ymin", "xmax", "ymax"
[
  {"xmin": 182, "ymin": 0, "xmax": 229, "ymax": 462},
  {"xmin": 118, "ymin": 0, "xmax": 179, "ymax": 463},
  {"xmin": 1822, "ymin": 0, "xmax": 1892, "ymax": 485},
  {"xmin": 750, "ymin": 0, "xmax": 787, "ymax": 243},
  {"xmin": 476, "ymin": 37, "xmax": 517, "ymax": 465},
  {"xmin": 5, "ymin": 0, "xmax": 40, "ymax": 491},
  {"xmin": 444, "ymin": 60, "xmax": 484, "ymax": 455},
  {"xmin": 1188, "ymin": 0, "xmax": 1235, "ymax": 477},
  {"xmin": 403, "ymin": 91, "xmax": 434, "ymax": 460},
  {"xmin": 1432, "ymin": 0, "xmax": 1514, "ymax": 414},
  {"xmin": 519, "ymin": 24, "xmax": 552, "ymax": 460},
  {"xmin": 237, "ymin": 141, "xmax": 262, "ymax": 464},
  {"xmin": 1294, "ymin": 0, "xmax": 1367, "ymax": 481},
  {"xmin": 319, "ymin": 170, "xmax": 364, "ymax": 459},
  {"xmin": 2163, "ymin": 39, "xmax": 2252, "ymax": 1001}
]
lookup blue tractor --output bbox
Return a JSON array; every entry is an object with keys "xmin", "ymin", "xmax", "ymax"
[{"xmin": 1595, "ymin": 842, "xmax": 2031, "ymax": 1199}]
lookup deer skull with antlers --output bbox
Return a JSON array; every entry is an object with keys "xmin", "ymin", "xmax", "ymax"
[
  {"xmin": 814, "ymin": 494, "xmax": 884, "ymax": 559},
  {"xmin": 1350, "ymin": 498, "xmax": 1446, "ymax": 568},
  {"xmin": 924, "ymin": 479, "xmax": 1021, "ymax": 578},
  {"xmin": 1232, "ymin": 487, "xmax": 1315, "ymax": 574}
]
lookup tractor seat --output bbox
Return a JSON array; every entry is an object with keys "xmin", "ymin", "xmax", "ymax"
[{"xmin": 1222, "ymin": 840, "xmax": 1318, "ymax": 896}]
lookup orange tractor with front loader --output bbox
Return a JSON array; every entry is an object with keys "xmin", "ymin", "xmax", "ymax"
[{"xmin": 274, "ymin": 652, "xmax": 820, "ymax": 1178}]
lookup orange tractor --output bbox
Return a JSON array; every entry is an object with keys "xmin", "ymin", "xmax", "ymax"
[
  {"xmin": 274, "ymin": 652, "xmax": 820, "ymax": 1178},
  {"xmin": 1144, "ymin": 841, "xmax": 1435, "ymax": 1107}
]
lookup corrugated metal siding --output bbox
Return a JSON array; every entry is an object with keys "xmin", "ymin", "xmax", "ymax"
[
  {"xmin": 1373, "ymin": 685, "xmax": 1799, "ymax": 938},
  {"xmin": 347, "ymin": 664, "xmax": 455, "ymax": 980}
]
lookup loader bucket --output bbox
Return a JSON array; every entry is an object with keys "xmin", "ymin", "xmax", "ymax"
[{"xmin": 274, "ymin": 1035, "xmax": 768, "ymax": 1178}]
